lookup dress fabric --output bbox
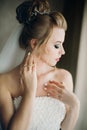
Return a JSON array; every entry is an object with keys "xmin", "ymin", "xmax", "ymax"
[{"xmin": 13, "ymin": 96, "xmax": 66, "ymax": 130}]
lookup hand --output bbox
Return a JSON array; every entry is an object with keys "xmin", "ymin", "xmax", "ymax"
[
  {"xmin": 44, "ymin": 80, "xmax": 79, "ymax": 107},
  {"xmin": 20, "ymin": 52, "xmax": 37, "ymax": 95}
]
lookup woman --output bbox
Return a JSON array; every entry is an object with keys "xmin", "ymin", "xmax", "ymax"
[{"xmin": 0, "ymin": 0, "xmax": 80, "ymax": 130}]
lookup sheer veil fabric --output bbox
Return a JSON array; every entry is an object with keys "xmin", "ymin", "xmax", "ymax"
[{"xmin": 0, "ymin": 25, "xmax": 25, "ymax": 73}]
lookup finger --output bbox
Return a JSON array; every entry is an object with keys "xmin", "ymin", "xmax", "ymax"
[
  {"xmin": 28, "ymin": 54, "xmax": 36, "ymax": 72},
  {"xmin": 24, "ymin": 52, "xmax": 30, "ymax": 71},
  {"xmin": 49, "ymin": 80, "xmax": 64, "ymax": 88},
  {"xmin": 44, "ymin": 82, "xmax": 63, "ymax": 94},
  {"xmin": 24, "ymin": 64, "xmax": 29, "ymax": 72},
  {"xmin": 32, "ymin": 63, "xmax": 36, "ymax": 73},
  {"xmin": 44, "ymin": 87, "xmax": 63, "ymax": 101},
  {"xmin": 20, "ymin": 76, "xmax": 24, "ymax": 89},
  {"xmin": 44, "ymin": 82, "xmax": 64, "ymax": 100},
  {"xmin": 24, "ymin": 52, "xmax": 31, "ymax": 67},
  {"xmin": 46, "ymin": 90, "xmax": 62, "ymax": 100},
  {"xmin": 44, "ymin": 83, "xmax": 63, "ymax": 97},
  {"xmin": 20, "ymin": 78, "xmax": 23, "ymax": 86},
  {"xmin": 27, "ymin": 54, "xmax": 34, "ymax": 68}
]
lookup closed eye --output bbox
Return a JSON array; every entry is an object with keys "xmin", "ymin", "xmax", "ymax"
[{"xmin": 54, "ymin": 44, "xmax": 60, "ymax": 49}]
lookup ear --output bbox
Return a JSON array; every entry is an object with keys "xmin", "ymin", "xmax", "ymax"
[{"xmin": 30, "ymin": 39, "xmax": 37, "ymax": 49}]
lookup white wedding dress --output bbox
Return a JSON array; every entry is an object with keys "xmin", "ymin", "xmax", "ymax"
[{"xmin": 14, "ymin": 96, "xmax": 66, "ymax": 130}]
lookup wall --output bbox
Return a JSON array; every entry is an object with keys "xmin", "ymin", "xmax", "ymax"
[
  {"xmin": 75, "ymin": 0, "xmax": 87, "ymax": 129},
  {"xmin": 0, "ymin": 0, "xmax": 27, "ymax": 51}
]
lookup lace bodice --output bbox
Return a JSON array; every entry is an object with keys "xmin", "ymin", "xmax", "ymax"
[{"xmin": 13, "ymin": 96, "xmax": 66, "ymax": 130}]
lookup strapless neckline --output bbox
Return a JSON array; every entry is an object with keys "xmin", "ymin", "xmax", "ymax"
[{"xmin": 13, "ymin": 96, "xmax": 66, "ymax": 130}]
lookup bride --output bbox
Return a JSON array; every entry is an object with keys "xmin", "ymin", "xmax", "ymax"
[{"xmin": 0, "ymin": 0, "xmax": 80, "ymax": 130}]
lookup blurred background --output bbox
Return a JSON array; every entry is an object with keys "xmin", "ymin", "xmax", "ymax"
[{"xmin": 0, "ymin": 0, "xmax": 87, "ymax": 129}]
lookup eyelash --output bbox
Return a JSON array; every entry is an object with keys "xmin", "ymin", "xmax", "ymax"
[{"xmin": 54, "ymin": 44, "xmax": 60, "ymax": 49}]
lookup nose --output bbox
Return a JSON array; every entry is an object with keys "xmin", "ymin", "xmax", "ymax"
[
  {"xmin": 59, "ymin": 46, "xmax": 65, "ymax": 55},
  {"xmin": 62, "ymin": 46, "xmax": 65, "ymax": 55}
]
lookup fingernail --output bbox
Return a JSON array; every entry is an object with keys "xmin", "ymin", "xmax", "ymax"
[
  {"xmin": 49, "ymin": 80, "xmax": 53, "ymax": 83},
  {"xmin": 28, "ymin": 52, "xmax": 30, "ymax": 55},
  {"xmin": 44, "ymin": 87, "xmax": 47, "ymax": 90},
  {"xmin": 47, "ymin": 93, "xmax": 50, "ymax": 96},
  {"xmin": 44, "ymin": 83, "xmax": 47, "ymax": 86}
]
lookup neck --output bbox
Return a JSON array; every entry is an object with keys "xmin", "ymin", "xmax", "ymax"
[{"xmin": 34, "ymin": 56, "xmax": 56, "ymax": 77}]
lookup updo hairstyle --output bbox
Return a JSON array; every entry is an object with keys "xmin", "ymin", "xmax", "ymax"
[{"xmin": 16, "ymin": 0, "xmax": 67, "ymax": 50}]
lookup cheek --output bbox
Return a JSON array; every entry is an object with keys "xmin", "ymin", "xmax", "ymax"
[
  {"xmin": 45, "ymin": 45, "xmax": 54, "ymax": 55},
  {"xmin": 46, "ymin": 47, "xmax": 56, "ymax": 59},
  {"xmin": 38, "ymin": 44, "xmax": 55, "ymax": 61},
  {"xmin": 40, "ymin": 47, "xmax": 52, "ymax": 61}
]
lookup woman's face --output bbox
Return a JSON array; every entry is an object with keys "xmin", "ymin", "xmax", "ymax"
[{"xmin": 36, "ymin": 27, "xmax": 65, "ymax": 67}]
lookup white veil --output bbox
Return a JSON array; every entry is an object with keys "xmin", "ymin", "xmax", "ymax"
[{"xmin": 0, "ymin": 25, "xmax": 26, "ymax": 73}]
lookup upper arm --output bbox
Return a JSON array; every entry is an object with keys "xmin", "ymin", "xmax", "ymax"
[{"xmin": 0, "ymin": 85, "xmax": 15, "ymax": 130}]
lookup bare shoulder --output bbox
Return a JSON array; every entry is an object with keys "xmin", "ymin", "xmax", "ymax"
[
  {"xmin": 55, "ymin": 68, "xmax": 73, "ymax": 92},
  {"xmin": 0, "ymin": 72, "xmax": 21, "ymax": 98},
  {"xmin": 56, "ymin": 68, "xmax": 73, "ymax": 80}
]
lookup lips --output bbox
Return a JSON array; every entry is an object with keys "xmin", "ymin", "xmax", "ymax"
[
  {"xmin": 56, "ymin": 58, "xmax": 60, "ymax": 62},
  {"xmin": 56, "ymin": 57, "xmax": 61, "ymax": 62}
]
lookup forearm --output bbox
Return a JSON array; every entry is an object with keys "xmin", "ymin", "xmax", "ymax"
[
  {"xmin": 8, "ymin": 92, "xmax": 35, "ymax": 130},
  {"xmin": 61, "ymin": 101, "xmax": 80, "ymax": 130}
]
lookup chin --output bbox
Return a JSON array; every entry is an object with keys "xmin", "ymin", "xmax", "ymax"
[
  {"xmin": 48, "ymin": 62, "xmax": 56, "ymax": 67},
  {"xmin": 42, "ymin": 58, "xmax": 56, "ymax": 67}
]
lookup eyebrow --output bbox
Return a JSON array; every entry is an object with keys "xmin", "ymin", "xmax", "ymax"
[{"xmin": 54, "ymin": 41, "xmax": 63, "ymax": 44}]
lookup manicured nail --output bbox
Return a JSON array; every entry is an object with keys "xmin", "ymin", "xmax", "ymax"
[
  {"xmin": 47, "ymin": 93, "xmax": 50, "ymax": 96},
  {"xmin": 44, "ymin": 83, "xmax": 47, "ymax": 86},
  {"xmin": 49, "ymin": 80, "xmax": 52, "ymax": 82},
  {"xmin": 28, "ymin": 52, "xmax": 30, "ymax": 55},
  {"xmin": 44, "ymin": 87, "xmax": 47, "ymax": 90}
]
